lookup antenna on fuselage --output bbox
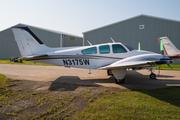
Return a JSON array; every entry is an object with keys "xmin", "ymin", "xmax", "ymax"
[
  {"xmin": 110, "ymin": 37, "xmax": 115, "ymax": 43},
  {"xmin": 87, "ymin": 40, "xmax": 92, "ymax": 46}
]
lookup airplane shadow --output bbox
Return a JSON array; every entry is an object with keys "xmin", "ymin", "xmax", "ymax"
[
  {"xmin": 49, "ymin": 76, "xmax": 115, "ymax": 91},
  {"xmin": 49, "ymin": 70, "xmax": 180, "ymax": 107},
  {"xmin": 156, "ymin": 75, "xmax": 174, "ymax": 78},
  {"xmin": 49, "ymin": 76, "xmax": 82, "ymax": 91}
]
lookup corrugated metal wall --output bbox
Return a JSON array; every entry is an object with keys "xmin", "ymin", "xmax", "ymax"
[
  {"xmin": 14, "ymin": 24, "xmax": 61, "ymax": 48},
  {"xmin": 0, "ymin": 24, "xmax": 83, "ymax": 59},
  {"xmin": 83, "ymin": 15, "xmax": 180, "ymax": 55},
  {"xmin": 62, "ymin": 35, "xmax": 83, "ymax": 47},
  {"xmin": 0, "ymin": 29, "xmax": 20, "ymax": 59},
  {"xmin": 28, "ymin": 27, "xmax": 61, "ymax": 48}
]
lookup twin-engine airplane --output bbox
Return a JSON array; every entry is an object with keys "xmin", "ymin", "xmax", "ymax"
[
  {"xmin": 158, "ymin": 36, "xmax": 180, "ymax": 62},
  {"xmin": 12, "ymin": 27, "xmax": 173, "ymax": 84}
]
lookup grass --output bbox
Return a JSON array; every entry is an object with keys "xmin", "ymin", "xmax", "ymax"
[
  {"xmin": 1, "ymin": 72, "xmax": 180, "ymax": 119},
  {"xmin": 0, "ymin": 73, "xmax": 15, "ymax": 89},
  {"xmin": 0, "ymin": 73, "xmax": 84, "ymax": 119},
  {"xmin": 0, "ymin": 60, "xmax": 56, "ymax": 66},
  {"xmin": 153, "ymin": 64, "xmax": 180, "ymax": 70},
  {"xmin": 0, "ymin": 74, "xmax": 7, "ymax": 89},
  {"xmin": 72, "ymin": 87, "xmax": 180, "ymax": 120},
  {"xmin": 0, "ymin": 73, "xmax": 16, "ymax": 101}
]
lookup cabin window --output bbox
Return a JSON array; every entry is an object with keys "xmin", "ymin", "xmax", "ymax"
[
  {"xmin": 99, "ymin": 45, "xmax": 110, "ymax": 54},
  {"xmin": 112, "ymin": 44, "xmax": 127, "ymax": 53},
  {"xmin": 81, "ymin": 47, "xmax": 97, "ymax": 54}
]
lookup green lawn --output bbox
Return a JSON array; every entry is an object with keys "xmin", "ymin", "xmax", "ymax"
[
  {"xmin": 0, "ymin": 73, "xmax": 15, "ymax": 89},
  {"xmin": 0, "ymin": 74, "xmax": 7, "ymax": 89},
  {"xmin": 1, "ymin": 72, "xmax": 180, "ymax": 119},
  {"xmin": 0, "ymin": 60, "xmax": 56, "ymax": 66},
  {"xmin": 0, "ymin": 73, "xmax": 16, "ymax": 101},
  {"xmin": 153, "ymin": 64, "xmax": 180, "ymax": 70},
  {"xmin": 72, "ymin": 87, "xmax": 180, "ymax": 120}
]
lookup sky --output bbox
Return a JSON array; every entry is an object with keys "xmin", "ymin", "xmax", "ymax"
[{"xmin": 1, "ymin": 0, "xmax": 180, "ymax": 36}]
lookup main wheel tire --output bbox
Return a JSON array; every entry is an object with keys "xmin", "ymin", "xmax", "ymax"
[
  {"xmin": 149, "ymin": 73, "xmax": 156, "ymax": 79},
  {"xmin": 115, "ymin": 77, "xmax": 125, "ymax": 84}
]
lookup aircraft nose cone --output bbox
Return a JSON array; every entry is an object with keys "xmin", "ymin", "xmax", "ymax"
[
  {"xmin": 156, "ymin": 55, "xmax": 173, "ymax": 65},
  {"xmin": 163, "ymin": 55, "xmax": 170, "ymax": 59}
]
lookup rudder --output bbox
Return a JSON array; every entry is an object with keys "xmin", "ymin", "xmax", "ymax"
[{"xmin": 12, "ymin": 27, "xmax": 50, "ymax": 57}]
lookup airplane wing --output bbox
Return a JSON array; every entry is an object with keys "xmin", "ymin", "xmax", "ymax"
[
  {"xmin": 18, "ymin": 54, "xmax": 48, "ymax": 60},
  {"xmin": 99, "ymin": 61, "xmax": 156, "ymax": 70},
  {"xmin": 98, "ymin": 54, "xmax": 172, "ymax": 70}
]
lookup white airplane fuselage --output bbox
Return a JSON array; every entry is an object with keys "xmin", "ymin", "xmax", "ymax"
[
  {"xmin": 26, "ymin": 43, "xmax": 169, "ymax": 70},
  {"xmin": 12, "ymin": 27, "xmax": 173, "ymax": 84}
]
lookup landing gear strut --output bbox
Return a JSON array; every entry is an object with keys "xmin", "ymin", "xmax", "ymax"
[
  {"xmin": 111, "ymin": 69, "xmax": 126, "ymax": 84},
  {"xmin": 149, "ymin": 68, "xmax": 156, "ymax": 79},
  {"xmin": 115, "ymin": 77, "xmax": 125, "ymax": 84}
]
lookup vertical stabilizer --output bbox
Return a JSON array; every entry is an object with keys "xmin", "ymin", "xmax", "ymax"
[
  {"xmin": 12, "ymin": 27, "xmax": 50, "ymax": 57},
  {"xmin": 158, "ymin": 36, "xmax": 180, "ymax": 56}
]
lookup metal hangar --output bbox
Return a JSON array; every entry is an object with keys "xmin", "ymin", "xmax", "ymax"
[
  {"xmin": 83, "ymin": 14, "xmax": 180, "ymax": 55},
  {"xmin": 0, "ymin": 23, "xmax": 83, "ymax": 59}
]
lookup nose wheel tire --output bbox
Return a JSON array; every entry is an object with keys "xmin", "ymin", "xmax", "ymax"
[
  {"xmin": 149, "ymin": 73, "xmax": 156, "ymax": 79},
  {"xmin": 115, "ymin": 77, "xmax": 125, "ymax": 84},
  {"xmin": 107, "ymin": 70, "xmax": 113, "ymax": 76}
]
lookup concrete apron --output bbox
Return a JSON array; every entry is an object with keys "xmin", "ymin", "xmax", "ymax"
[{"xmin": 0, "ymin": 64, "xmax": 180, "ymax": 89}]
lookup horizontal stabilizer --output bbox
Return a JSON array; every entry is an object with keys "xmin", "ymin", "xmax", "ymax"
[{"xmin": 18, "ymin": 54, "xmax": 48, "ymax": 60}]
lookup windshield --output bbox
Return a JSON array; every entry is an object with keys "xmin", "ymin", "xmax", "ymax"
[{"xmin": 123, "ymin": 44, "xmax": 135, "ymax": 51}]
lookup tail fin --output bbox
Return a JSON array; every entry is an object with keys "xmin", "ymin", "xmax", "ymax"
[
  {"xmin": 12, "ymin": 27, "xmax": 50, "ymax": 57},
  {"xmin": 158, "ymin": 36, "xmax": 180, "ymax": 56}
]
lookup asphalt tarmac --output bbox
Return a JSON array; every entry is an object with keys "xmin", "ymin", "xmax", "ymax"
[{"xmin": 0, "ymin": 64, "xmax": 180, "ymax": 89}]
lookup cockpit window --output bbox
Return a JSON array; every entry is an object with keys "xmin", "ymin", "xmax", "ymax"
[
  {"xmin": 112, "ymin": 44, "xmax": 127, "ymax": 53},
  {"xmin": 99, "ymin": 45, "xmax": 110, "ymax": 54},
  {"xmin": 123, "ymin": 44, "xmax": 135, "ymax": 51},
  {"xmin": 81, "ymin": 47, "xmax": 97, "ymax": 54}
]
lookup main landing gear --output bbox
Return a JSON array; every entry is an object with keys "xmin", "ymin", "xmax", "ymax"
[
  {"xmin": 108, "ymin": 68, "xmax": 156, "ymax": 84},
  {"xmin": 110, "ymin": 69, "xmax": 127, "ymax": 84},
  {"xmin": 114, "ymin": 77, "xmax": 125, "ymax": 84},
  {"xmin": 107, "ymin": 70, "xmax": 125, "ymax": 84},
  {"xmin": 149, "ymin": 68, "xmax": 156, "ymax": 79}
]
